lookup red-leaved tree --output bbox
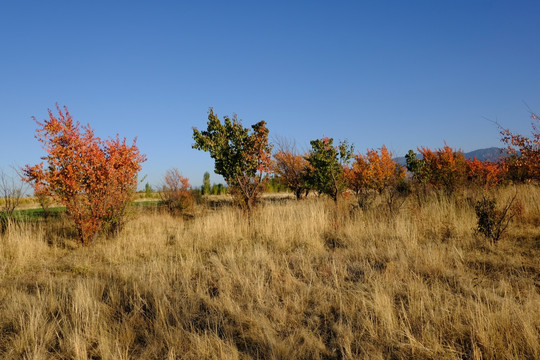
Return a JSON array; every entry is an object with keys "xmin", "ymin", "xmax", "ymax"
[
  {"xmin": 346, "ymin": 145, "xmax": 407, "ymax": 213},
  {"xmin": 499, "ymin": 112, "xmax": 540, "ymax": 182},
  {"xmin": 272, "ymin": 138, "xmax": 310, "ymax": 200},
  {"xmin": 417, "ymin": 145, "xmax": 468, "ymax": 195},
  {"xmin": 347, "ymin": 145, "xmax": 404, "ymax": 195},
  {"xmin": 23, "ymin": 105, "xmax": 146, "ymax": 245},
  {"xmin": 273, "ymin": 151, "xmax": 309, "ymax": 199},
  {"xmin": 465, "ymin": 158, "xmax": 506, "ymax": 189}
]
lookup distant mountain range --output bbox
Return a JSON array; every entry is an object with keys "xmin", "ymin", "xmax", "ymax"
[{"xmin": 394, "ymin": 147, "xmax": 510, "ymax": 166}]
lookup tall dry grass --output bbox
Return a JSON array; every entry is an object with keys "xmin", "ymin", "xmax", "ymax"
[{"xmin": 0, "ymin": 185, "xmax": 539, "ymax": 359}]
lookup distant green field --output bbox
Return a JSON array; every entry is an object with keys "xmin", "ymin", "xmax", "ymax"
[
  {"xmin": 12, "ymin": 207, "xmax": 66, "ymax": 221},
  {"xmin": 10, "ymin": 200, "xmax": 162, "ymax": 221}
]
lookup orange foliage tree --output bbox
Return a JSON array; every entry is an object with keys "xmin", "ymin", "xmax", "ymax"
[
  {"xmin": 408, "ymin": 145, "xmax": 508, "ymax": 193},
  {"xmin": 465, "ymin": 158, "xmax": 506, "ymax": 189},
  {"xmin": 499, "ymin": 112, "xmax": 540, "ymax": 182},
  {"xmin": 347, "ymin": 145, "xmax": 404, "ymax": 194},
  {"xmin": 23, "ymin": 105, "xmax": 146, "ymax": 245},
  {"xmin": 346, "ymin": 145, "xmax": 407, "ymax": 212},
  {"xmin": 273, "ymin": 149, "xmax": 309, "ymax": 200},
  {"xmin": 417, "ymin": 145, "xmax": 468, "ymax": 195}
]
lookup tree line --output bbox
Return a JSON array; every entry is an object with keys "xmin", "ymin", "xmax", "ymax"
[{"xmin": 12, "ymin": 105, "xmax": 540, "ymax": 245}]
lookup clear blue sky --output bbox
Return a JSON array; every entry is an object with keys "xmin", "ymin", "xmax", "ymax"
[{"xmin": 1, "ymin": 1, "xmax": 539, "ymax": 187}]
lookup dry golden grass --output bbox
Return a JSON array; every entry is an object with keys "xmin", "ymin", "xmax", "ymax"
[{"xmin": 0, "ymin": 186, "xmax": 539, "ymax": 359}]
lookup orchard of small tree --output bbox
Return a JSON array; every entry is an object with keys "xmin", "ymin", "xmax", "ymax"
[{"xmin": 17, "ymin": 105, "xmax": 540, "ymax": 244}]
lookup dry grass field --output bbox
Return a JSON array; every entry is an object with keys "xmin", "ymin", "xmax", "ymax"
[{"xmin": 1, "ymin": 186, "xmax": 539, "ymax": 359}]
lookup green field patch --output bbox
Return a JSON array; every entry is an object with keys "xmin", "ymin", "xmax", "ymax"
[
  {"xmin": 7, "ymin": 201, "xmax": 163, "ymax": 221},
  {"xmin": 11, "ymin": 207, "xmax": 66, "ymax": 221}
]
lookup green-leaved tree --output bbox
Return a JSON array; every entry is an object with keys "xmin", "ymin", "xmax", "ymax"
[
  {"xmin": 202, "ymin": 172, "xmax": 211, "ymax": 195},
  {"xmin": 192, "ymin": 108, "xmax": 273, "ymax": 213},
  {"xmin": 305, "ymin": 137, "xmax": 353, "ymax": 204}
]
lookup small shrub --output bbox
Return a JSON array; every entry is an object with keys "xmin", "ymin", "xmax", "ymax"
[
  {"xmin": 0, "ymin": 169, "xmax": 25, "ymax": 220},
  {"xmin": 386, "ymin": 177, "xmax": 411, "ymax": 217},
  {"xmin": 34, "ymin": 185, "xmax": 52, "ymax": 219},
  {"xmin": 160, "ymin": 169, "xmax": 194, "ymax": 215},
  {"xmin": 144, "ymin": 183, "xmax": 154, "ymax": 197},
  {"xmin": 210, "ymin": 183, "xmax": 227, "ymax": 195},
  {"xmin": 474, "ymin": 193, "xmax": 521, "ymax": 243}
]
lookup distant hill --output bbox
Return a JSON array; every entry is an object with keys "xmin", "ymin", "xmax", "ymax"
[
  {"xmin": 394, "ymin": 147, "xmax": 509, "ymax": 166},
  {"xmin": 465, "ymin": 147, "xmax": 510, "ymax": 161}
]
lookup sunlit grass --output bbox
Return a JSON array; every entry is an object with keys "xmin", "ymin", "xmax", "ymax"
[{"xmin": 0, "ymin": 186, "xmax": 539, "ymax": 359}]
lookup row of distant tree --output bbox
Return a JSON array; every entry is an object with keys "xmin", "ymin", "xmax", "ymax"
[
  {"xmin": 192, "ymin": 108, "xmax": 539, "ymax": 210},
  {"xmin": 142, "ymin": 171, "xmax": 288, "ymax": 197},
  {"xmin": 141, "ymin": 172, "xmax": 228, "ymax": 198},
  {"xmin": 9, "ymin": 105, "xmax": 539, "ymax": 245}
]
